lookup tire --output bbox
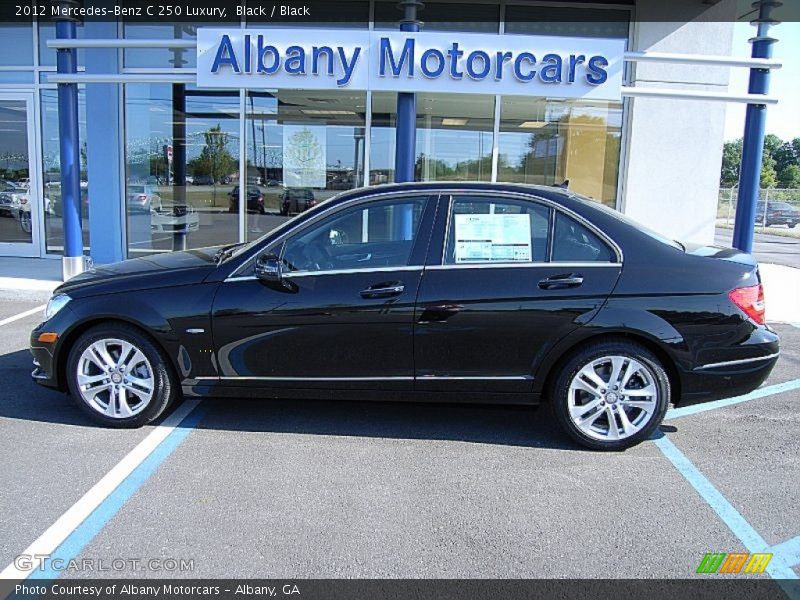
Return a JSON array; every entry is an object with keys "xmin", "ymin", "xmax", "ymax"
[
  {"xmin": 790, "ymin": 222, "xmax": 797, "ymax": 229},
  {"xmin": 550, "ymin": 340, "xmax": 670, "ymax": 451},
  {"xmin": 66, "ymin": 323, "xmax": 178, "ymax": 428}
]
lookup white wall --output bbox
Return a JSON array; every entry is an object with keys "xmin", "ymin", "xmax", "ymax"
[{"xmin": 621, "ymin": 0, "xmax": 736, "ymax": 244}]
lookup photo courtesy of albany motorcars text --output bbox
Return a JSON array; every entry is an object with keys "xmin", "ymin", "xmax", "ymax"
[{"xmin": 30, "ymin": 182, "xmax": 779, "ymax": 450}]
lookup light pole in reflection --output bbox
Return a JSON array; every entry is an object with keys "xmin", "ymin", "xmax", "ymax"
[{"xmin": 170, "ymin": 25, "xmax": 192, "ymax": 252}]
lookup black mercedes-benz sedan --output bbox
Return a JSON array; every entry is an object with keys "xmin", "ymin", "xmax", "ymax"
[{"xmin": 30, "ymin": 183, "xmax": 779, "ymax": 450}]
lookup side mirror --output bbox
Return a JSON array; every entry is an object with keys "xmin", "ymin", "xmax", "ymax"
[{"xmin": 254, "ymin": 253, "xmax": 284, "ymax": 284}]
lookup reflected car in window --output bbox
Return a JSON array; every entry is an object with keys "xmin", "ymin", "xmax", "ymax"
[{"xmin": 30, "ymin": 183, "xmax": 779, "ymax": 451}]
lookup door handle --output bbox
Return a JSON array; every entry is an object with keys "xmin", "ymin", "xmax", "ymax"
[
  {"xmin": 360, "ymin": 281, "xmax": 405, "ymax": 299},
  {"xmin": 538, "ymin": 273, "xmax": 584, "ymax": 290}
]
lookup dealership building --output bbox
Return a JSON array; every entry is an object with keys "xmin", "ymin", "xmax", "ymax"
[{"xmin": 0, "ymin": 0, "xmax": 758, "ymax": 265}]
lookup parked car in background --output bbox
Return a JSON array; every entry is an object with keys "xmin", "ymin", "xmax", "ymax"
[
  {"xmin": 192, "ymin": 175, "xmax": 215, "ymax": 186},
  {"xmin": 228, "ymin": 186, "xmax": 265, "ymax": 214},
  {"xmin": 127, "ymin": 184, "xmax": 162, "ymax": 213},
  {"xmin": 32, "ymin": 183, "xmax": 779, "ymax": 450},
  {"xmin": 280, "ymin": 187, "xmax": 316, "ymax": 216},
  {"xmin": 754, "ymin": 201, "xmax": 799, "ymax": 228},
  {"xmin": 151, "ymin": 205, "xmax": 200, "ymax": 233}
]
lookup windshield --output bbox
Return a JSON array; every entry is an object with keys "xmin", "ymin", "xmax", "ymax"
[{"xmin": 572, "ymin": 194, "xmax": 685, "ymax": 251}]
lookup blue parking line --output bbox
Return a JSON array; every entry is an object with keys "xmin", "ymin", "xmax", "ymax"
[
  {"xmin": 666, "ymin": 378, "xmax": 800, "ymax": 420},
  {"xmin": 32, "ymin": 405, "xmax": 208, "ymax": 580},
  {"xmin": 652, "ymin": 433, "xmax": 799, "ymax": 595},
  {"xmin": 771, "ymin": 536, "xmax": 800, "ymax": 569}
]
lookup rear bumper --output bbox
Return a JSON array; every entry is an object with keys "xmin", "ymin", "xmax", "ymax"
[{"xmin": 677, "ymin": 331, "xmax": 780, "ymax": 405}]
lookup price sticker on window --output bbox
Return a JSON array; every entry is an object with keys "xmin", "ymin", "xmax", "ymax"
[{"xmin": 454, "ymin": 214, "xmax": 532, "ymax": 263}]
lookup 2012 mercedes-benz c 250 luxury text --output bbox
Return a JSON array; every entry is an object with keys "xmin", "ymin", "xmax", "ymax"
[{"xmin": 30, "ymin": 183, "xmax": 779, "ymax": 450}]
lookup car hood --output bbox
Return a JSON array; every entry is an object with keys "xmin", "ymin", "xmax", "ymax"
[{"xmin": 56, "ymin": 247, "xmax": 220, "ymax": 298}]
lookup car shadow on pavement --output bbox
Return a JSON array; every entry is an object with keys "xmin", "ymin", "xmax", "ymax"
[
  {"xmin": 0, "ymin": 347, "xmax": 583, "ymax": 450},
  {"xmin": 0, "ymin": 349, "xmax": 89, "ymax": 426},
  {"xmin": 187, "ymin": 397, "xmax": 584, "ymax": 451}
]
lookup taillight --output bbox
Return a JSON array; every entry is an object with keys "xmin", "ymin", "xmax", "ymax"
[{"xmin": 729, "ymin": 284, "xmax": 765, "ymax": 325}]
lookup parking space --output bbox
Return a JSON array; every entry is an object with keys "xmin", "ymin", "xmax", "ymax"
[{"xmin": 0, "ymin": 299, "xmax": 798, "ymax": 584}]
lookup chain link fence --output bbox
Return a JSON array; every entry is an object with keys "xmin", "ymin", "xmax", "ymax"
[{"xmin": 718, "ymin": 188, "xmax": 800, "ymax": 233}]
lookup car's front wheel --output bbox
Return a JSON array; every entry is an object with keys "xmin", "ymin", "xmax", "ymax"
[
  {"xmin": 66, "ymin": 323, "xmax": 177, "ymax": 427},
  {"xmin": 551, "ymin": 340, "xmax": 670, "ymax": 450}
]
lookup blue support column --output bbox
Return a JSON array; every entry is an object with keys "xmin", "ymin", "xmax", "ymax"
[
  {"xmin": 55, "ymin": 11, "xmax": 84, "ymax": 279},
  {"xmin": 393, "ymin": 1, "xmax": 423, "ymax": 240},
  {"xmin": 85, "ymin": 11, "xmax": 125, "ymax": 264},
  {"xmin": 732, "ymin": 1, "xmax": 780, "ymax": 252}
]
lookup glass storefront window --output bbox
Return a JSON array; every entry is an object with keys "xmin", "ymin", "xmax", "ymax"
[
  {"xmin": 504, "ymin": 7, "xmax": 630, "ymax": 40},
  {"xmin": 0, "ymin": 22, "xmax": 33, "ymax": 66},
  {"xmin": 371, "ymin": 92, "xmax": 494, "ymax": 185},
  {"xmin": 38, "ymin": 21, "xmax": 85, "ymax": 67},
  {"xmin": 124, "ymin": 84, "xmax": 240, "ymax": 255},
  {"xmin": 40, "ymin": 89, "xmax": 89, "ymax": 253},
  {"xmin": 0, "ymin": 99, "xmax": 32, "ymax": 245},
  {"xmin": 123, "ymin": 23, "xmax": 206, "ymax": 69},
  {"xmin": 244, "ymin": 90, "xmax": 367, "ymax": 241},
  {"xmin": 497, "ymin": 97, "xmax": 622, "ymax": 207},
  {"xmin": 374, "ymin": 1, "xmax": 499, "ymax": 33}
]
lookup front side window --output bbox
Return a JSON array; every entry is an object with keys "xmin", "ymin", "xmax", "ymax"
[
  {"xmin": 282, "ymin": 197, "xmax": 427, "ymax": 273},
  {"xmin": 445, "ymin": 196, "xmax": 550, "ymax": 264}
]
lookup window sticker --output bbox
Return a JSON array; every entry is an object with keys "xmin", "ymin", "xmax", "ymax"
[{"xmin": 454, "ymin": 213, "xmax": 532, "ymax": 263}]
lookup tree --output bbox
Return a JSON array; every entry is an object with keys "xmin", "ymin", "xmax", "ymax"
[
  {"xmin": 720, "ymin": 139, "xmax": 742, "ymax": 186},
  {"xmin": 187, "ymin": 124, "xmax": 237, "ymax": 183},
  {"xmin": 778, "ymin": 164, "xmax": 800, "ymax": 188}
]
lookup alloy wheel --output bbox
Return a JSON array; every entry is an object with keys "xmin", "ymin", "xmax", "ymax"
[
  {"xmin": 567, "ymin": 355, "xmax": 659, "ymax": 441},
  {"xmin": 76, "ymin": 338, "xmax": 155, "ymax": 419}
]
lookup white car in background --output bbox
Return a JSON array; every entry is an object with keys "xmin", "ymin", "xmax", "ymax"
[{"xmin": 150, "ymin": 205, "xmax": 200, "ymax": 234}]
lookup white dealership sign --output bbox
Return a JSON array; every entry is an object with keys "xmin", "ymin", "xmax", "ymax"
[{"xmin": 197, "ymin": 28, "xmax": 624, "ymax": 101}]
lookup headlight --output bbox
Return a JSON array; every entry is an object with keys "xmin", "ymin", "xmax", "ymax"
[{"xmin": 44, "ymin": 294, "xmax": 71, "ymax": 321}]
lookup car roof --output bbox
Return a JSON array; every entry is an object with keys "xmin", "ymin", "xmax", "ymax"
[{"xmin": 336, "ymin": 181, "xmax": 580, "ymax": 206}]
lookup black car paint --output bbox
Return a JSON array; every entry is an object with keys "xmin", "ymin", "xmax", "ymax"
[{"xmin": 31, "ymin": 182, "xmax": 779, "ymax": 408}]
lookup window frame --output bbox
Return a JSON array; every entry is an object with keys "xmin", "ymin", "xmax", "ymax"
[{"xmin": 435, "ymin": 191, "xmax": 622, "ymax": 268}]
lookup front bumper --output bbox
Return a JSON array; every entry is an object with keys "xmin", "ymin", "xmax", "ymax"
[{"xmin": 30, "ymin": 317, "xmax": 67, "ymax": 390}]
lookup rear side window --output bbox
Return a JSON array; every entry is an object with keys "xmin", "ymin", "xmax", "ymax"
[
  {"xmin": 445, "ymin": 196, "xmax": 550, "ymax": 264},
  {"xmin": 552, "ymin": 212, "xmax": 615, "ymax": 262}
]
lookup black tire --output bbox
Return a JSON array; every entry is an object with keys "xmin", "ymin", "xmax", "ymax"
[
  {"xmin": 550, "ymin": 340, "xmax": 670, "ymax": 451},
  {"xmin": 66, "ymin": 323, "xmax": 178, "ymax": 428},
  {"xmin": 790, "ymin": 222, "xmax": 797, "ymax": 229}
]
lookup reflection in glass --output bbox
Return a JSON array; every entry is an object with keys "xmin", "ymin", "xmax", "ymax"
[
  {"xmin": 0, "ymin": 23, "xmax": 33, "ymax": 67},
  {"xmin": 41, "ymin": 89, "xmax": 89, "ymax": 253},
  {"xmin": 123, "ymin": 23, "xmax": 205, "ymax": 69},
  {"xmin": 244, "ymin": 90, "xmax": 367, "ymax": 241},
  {"xmin": 38, "ymin": 21, "xmax": 85, "ymax": 67},
  {"xmin": 124, "ymin": 84, "xmax": 240, "ymax": 255},
  {"xmin": 498, "ymin": 98, "xmax": 622, "ymax": 207},
  {"xmin": 371, "ymin": 93, "xmax": 494, "ymax": 185},
  {"xmin": 0, "ymin": 100, "xmax": 32, "ymax": 245}
]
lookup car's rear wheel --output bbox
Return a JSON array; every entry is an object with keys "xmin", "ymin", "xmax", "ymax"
[
  {"xmin": 66, "ymin": 323, "xmax": 177, "ymax": 428},
  {"xmin": 551, "ymin": 340, "xmax": 670, "ymax": 450}
]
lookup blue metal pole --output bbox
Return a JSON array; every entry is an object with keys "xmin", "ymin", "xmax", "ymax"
[
  {"xmin": 393, "ymin": 1, "xmax": 423, "ymax": 240},
  {"xmin": 732, "ymin": 1, "xmax": 780, "ymax": 252},
  {"xmin": 55, "ymin": 12, "xmax": 84, "ymax": 279}
]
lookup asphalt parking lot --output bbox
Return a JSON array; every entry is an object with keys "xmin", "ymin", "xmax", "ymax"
[{"xmin": 0, "ymin": 293, "xmax": 798, "ymax": 589}]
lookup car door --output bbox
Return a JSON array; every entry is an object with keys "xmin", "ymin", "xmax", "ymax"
[
  {"xmin": 414, "ymin": 193, "xmax": 622, "ymax": 394},
  {"xmin": 211, "ymin": 193, "xmax": 437, "ymax": 392}
]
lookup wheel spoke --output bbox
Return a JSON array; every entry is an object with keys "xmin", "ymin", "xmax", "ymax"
[
  {"xmin": 608, "ymin": 356, "xmax": 625, "ymax": 387},
  {"xmin": 570, "ymin": 397, "xmax": 603, "ymax": 419},
  {"xmin": 621, "ymin": 399, "xmax": 656, "ymax": 414},
  {"xmin": 104, "ymin": 387, "xmax": 118, "ymax": 416},
  {"xmin": 579, "ymin": 365, "xmax": 607, "ymax": 391},
  {"xmin": 77, "ymin": 372, "xmax": 107, "ymax": 387},
  {"xmin": 619, "ymin": 359, "xmax": 639, "ymax": 389},
  {"xmin": 90, "ymin": 342, "xmax": 116, "ymax": 370},
  {"xmin": 122, "ymin": 349, "xmax": 147, "ymax": 372},
  {"xmin": 571, "ymin": 378, "xmax": 602, "ymax": 398},
  {"xmin": 624, "ymin": 385, "xmax": 657, "ymax": 397},
  {"xmin": 577, "ymin": 406, "xmax": 605, "ymax": 428},
  {"xmin": 116, "ymin": 387, "xmax": 133, "ymax": 418},
  {"xmin": 618, "ymin": 407, "xmax": 636, "ymax": 436},
  {"xmin": 125, "ymin": 375, "xmax": 153, "ymax": 394},
  {"xmin": 606, "ymin": 406, "xmax": 621, "ymax": 439}
]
